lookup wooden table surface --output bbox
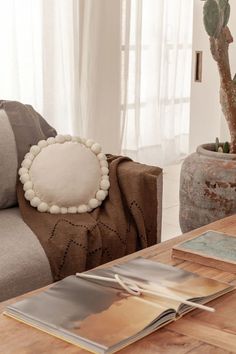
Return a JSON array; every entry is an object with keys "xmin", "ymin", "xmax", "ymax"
[{"xmin": 1, "ymin": 215, "xmax": 236, "ymax": 353}]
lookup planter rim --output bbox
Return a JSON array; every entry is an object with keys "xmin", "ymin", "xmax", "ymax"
[{"xmin": 197, "ymin": 143, "xmax": 236, "ymax": 160}]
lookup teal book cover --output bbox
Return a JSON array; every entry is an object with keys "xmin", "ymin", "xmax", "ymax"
[{"xmin": 172, "ymin": 231, "xmax": 236, "ymax": 272}]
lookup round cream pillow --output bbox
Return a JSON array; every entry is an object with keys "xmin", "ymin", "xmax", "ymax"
[{"xmin": 19, "ymin": 135, "xmax": 110, "ymax": 213}]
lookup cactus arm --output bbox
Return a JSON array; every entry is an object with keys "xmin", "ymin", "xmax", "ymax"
[
  {"xmin": 219, "ymin": 0, "xmax": 230, "ymax": 27},
  {"xmin": 209, "ymin": 26, "xmax": 233, "ymax": 84},
  {"xmin": 223, "ymin": 3, "xmax": 230, "ymax": 27},
  {"xmin": 203, "ymin": 0, "xmax": 220, "ymax": 37},
  {"xmin": 223, "ymin": 141, "xmax": 230, "ymax": 153},
  {"xmin": 203, "ymin": 0, "xmax": 236, "ymax": 153},
  {"xmin": 215, "ymin": 137, "xmax": 220, "ymax": 151}
]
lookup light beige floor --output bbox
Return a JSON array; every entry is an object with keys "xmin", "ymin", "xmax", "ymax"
[{"xmin": 161, "ymin": 163, "xmax": 182, "ymax": 241}]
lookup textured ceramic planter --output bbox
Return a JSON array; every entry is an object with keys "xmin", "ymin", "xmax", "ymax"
[{"xmin": 179, "ymin": 143, "xmax": 236, "ymax": 233}]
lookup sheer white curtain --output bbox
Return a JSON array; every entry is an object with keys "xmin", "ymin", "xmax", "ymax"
[
  {"xmin": 121, "ymin": 0, "xmax": 194, "ymax": 166},
  {"xmin": 0, "ymin": 0, "xmax": 80, "ymax": 134},
  {"xmin": 0, "ymin": 1, "xmax": 43, "ymax": 110},
  {"xmin": 78, "ymin": 0, "xmax": 122, "ymax": 154},
  {"xmin": 0, "ymin": 0, "xmax": 121, "ymax": 153},
  {"xmin": 0, "ymin": 0, "xmax": 193, "ymax": 164}
]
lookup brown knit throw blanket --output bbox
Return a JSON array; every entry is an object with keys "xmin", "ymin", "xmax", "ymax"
[
  {"xmin": 17, "ymin": 156, "xmax": 161, "ymax": 280},
  {"xmin": 4, "ymin": 100, "xmax": 162, "ymax": 281}
]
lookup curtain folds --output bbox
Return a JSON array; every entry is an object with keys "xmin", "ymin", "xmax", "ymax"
[
  {"xmin": 121, "ymin": 0, "xmax": 194, "ymax": 166},
  {"xmin": 0, "ymin": 0, "xmax": 80, "ymax": 134},
  {"xmin": 41, "ymin": 0, "xmax": 81, "ymax": 134},
  {"xmin": 0, "ymin": 0, "xmax": 193, "ymax": 164},
  {"xmin": 79, "ymin": 0, "xmax": 122, "ymax": 154}
]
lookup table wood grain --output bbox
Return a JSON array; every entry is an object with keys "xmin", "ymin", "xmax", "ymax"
[{"xmin": 1, "ymin": 214, "xmax": 236, "ymax": 353}]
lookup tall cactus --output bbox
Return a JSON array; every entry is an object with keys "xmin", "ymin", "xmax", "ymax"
[{"xmin": 203, "ymin": 0, "xmax": 236, "ymax": 153}]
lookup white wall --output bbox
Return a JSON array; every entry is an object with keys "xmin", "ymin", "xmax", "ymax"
[{"xmin": 189, "ymin": 0, "xmax": 236, "ymax": 152}]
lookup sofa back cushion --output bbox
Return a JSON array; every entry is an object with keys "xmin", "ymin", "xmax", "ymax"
[
  {"xmin": 0, "ymin": 101, "xmax": 57, "ymax": 209},
  {"xmin": 0, "ymin": 109, "xmax": 18, "ymax": 209}
]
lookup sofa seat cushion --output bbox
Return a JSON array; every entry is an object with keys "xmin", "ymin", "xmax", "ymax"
[{"xmin": 0, "ymin": 208, "xmax": 53, "ymax": 302}]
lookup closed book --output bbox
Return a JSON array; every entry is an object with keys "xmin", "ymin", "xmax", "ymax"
[{"xmin": 172, "ymin": 230, "xmax": 236, "ymax": 273}]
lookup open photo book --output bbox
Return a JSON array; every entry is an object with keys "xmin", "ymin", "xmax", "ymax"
[{"xmin": 4, "ymin": 257, "xmax": 234, "ymax": 354}]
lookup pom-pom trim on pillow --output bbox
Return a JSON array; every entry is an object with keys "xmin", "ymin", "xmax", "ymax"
[{"xmin": 18, "ymin": 135, "xmax": 110, "ymax": 214}]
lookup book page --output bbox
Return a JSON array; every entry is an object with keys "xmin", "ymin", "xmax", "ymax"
[
  {"xmin": 89, "ymin": 257, "xmax": 231, "ymax": 310},
  {"xmin": 70, "ymin": 293, "xmax": 175, "ymax": 348},
  {"xmin": 6, "ymin": 274, "xmax": 176, "ymax": 350}
]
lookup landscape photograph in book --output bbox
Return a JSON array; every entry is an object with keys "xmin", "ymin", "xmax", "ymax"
[
  {"xmin": 91, "ymin": 257, "xmax": 229, "ymax": 304},
  {"xmin": 69, "ymin": 292, "xmax": 169, "ymax": 347},
  {"xmin": 69, "ymin": 257, "xmax": 229, "ymax": 347}
]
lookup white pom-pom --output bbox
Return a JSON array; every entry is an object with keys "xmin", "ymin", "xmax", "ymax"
[
  {"xmin": 71, "ymin": 136, "xmax": 76, "ymax": 142},
  {"xmin": 64, "ymin": 134, "xmax": 72, "ymax": 141},
  {"xmin": 87, "ymin": 206, "xmax": 92, "ymax": 212},
  {"xmin": 100, "ymin": 179, "xmax": 110, "ymax": 190},
  {"xmin": 37, "ymin": 202, "xmax": 48, "ymax": 212},
  {"xmin": 24, "ymin": 189, "xmax": 35, "ymax": 201},
  {"xmin": 102, "ymin": 175, "xmax": 109, "ymax": 180},
  {"xmin": 71, "ymin": 136, "xmax": 81, "ymax": 142},
  {"xmin": 86, "ymin": 139, "xmax": 94, "ymax": 148},
  {"xmin": 89, "ymin": 198, "xmax": 99, "ymax": 209},
  {"xmin": 18, "ymin": 167, "xmax": 28, "ymax": 176},
  {"xmin": 78, "ymin": 204, "xmax": 88, "ymax": 213},
  {"xmin": 60, "ymin": 207, "xmax": 68, "ymax": 214},
  {"xmin": 30, "ymin": 145, "xmax": 41, "ymax": 156},
  {"xmin": 97, "ymin": 153, "xmax": 106, "ymax": 161},
  {"xmin": 55, "ymin": 135, "xmax": 65, "ymax": 143},
  {"xmin": 96, "ymin": 190, "xmax": 107, "ymax": 201},
  {"xmin": 20, "ymin": 174, "xmax": 30, "ymax": 184},
  {"xmin": 100, "ymin": 160, "xmax": 108, "ymax": 168},
  {"xmin": 21, "ymin": 159, "xmax": 32, "ymax": 169},
  {"xmin": 91, "ymin": 143, "xmax": 102, "ymax": 154},
  {"xmin": 47, "ymin": 137, "xmax": 55, "ymax": 145},
  {"xmin": 23, "ymin": 181, "xmax": 33, "ymax": 191},
  {"xmin": 50, "ymin": 205, "xmax": 60, "ymax": 214},
  {"xmin": 68, "ymin": 206, "xmax": 77, "ymax": 214},
  {"xmin": 24, "ymin": 152, "xmax": 34, "ymax": 161},
  {"xmin": 38, "ymin": 140, "xmax": 48, "ymax": 148},
  {"xmin": 30, "ymin": 197, "xmax": 41, "ymax": 207},
  {"xmin": 81, "ymin": 137, "xmax": 87, "ymax": 144},
  {"xmin": 101, "ymin": 167, "xmax": 109, "ymax": 175}
]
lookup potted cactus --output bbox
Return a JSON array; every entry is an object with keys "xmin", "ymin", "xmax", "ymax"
[{"xmin": 179, "ymin": 0, "xmax": 236, "ymax": 232}]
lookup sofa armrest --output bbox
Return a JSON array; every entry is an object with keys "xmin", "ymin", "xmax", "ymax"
[{"xmin": 116, "ymin": 159, "xmax": 163, "ymax": 245}]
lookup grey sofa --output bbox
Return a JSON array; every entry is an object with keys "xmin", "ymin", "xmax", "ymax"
[
  {"xmin": 0, "ymin": 109, "xmax": 53, "ymax": 302},
  {"xmin": 0, "ymin": 208, "xmax": 52, "ymax": 301},
  {"xmin": 0, "ymin": 105, "xmax": 163, "ymax": 302}
]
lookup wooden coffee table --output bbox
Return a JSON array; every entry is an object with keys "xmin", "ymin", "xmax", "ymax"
[{"xmin": 1, "ymin": 215, "xmax": 236, "ymax": 353}]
